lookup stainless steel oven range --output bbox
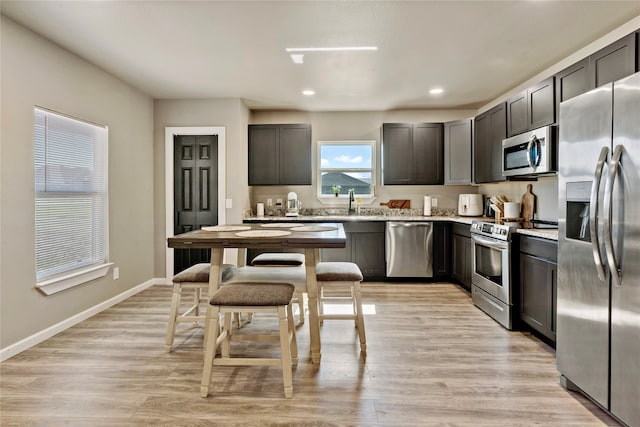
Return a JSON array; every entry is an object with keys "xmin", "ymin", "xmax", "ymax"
[{"xmin": 470, "ymin": 221, "xmax": 518, "ymax": 329}]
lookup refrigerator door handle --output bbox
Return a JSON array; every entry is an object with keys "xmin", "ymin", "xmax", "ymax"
[
  {"xmin": 603, "ymin": 144, "xmax": 624, "ymax": 287},
  {"xmin": 590, "ymin": 146, "xmax": 609, "ymax": 281}
]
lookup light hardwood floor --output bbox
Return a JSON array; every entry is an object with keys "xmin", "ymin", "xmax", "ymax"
[{"xmin": 1, "ymin": 283, "xmax": 618, "ymax": 426}]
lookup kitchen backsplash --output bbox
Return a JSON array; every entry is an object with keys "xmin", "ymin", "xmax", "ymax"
[{"xmin": 244, "ymin": 206, "xmax": 457, "ymax": 218}]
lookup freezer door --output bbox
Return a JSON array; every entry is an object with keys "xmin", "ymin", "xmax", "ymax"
[
  {"xmin": 610, "ymin": 71, "xmax": 640, "ymax": 426},
  {"xmin": 557, "ymin": 83, "xmax": 612, "ymax": 409}
]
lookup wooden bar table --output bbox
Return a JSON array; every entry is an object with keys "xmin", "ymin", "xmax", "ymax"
[{"xmin": 167, "ymin": 223, "xmax": 346, "ymax": 363}]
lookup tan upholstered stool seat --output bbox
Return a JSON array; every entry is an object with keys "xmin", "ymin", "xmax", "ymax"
[
  {"xmin": 316, "ymin": 262, "xmax": 367, "ymax": 356},
  {"xmin": 251, "ymin": 253, "xmax": 305, "ymax": 266},
  {"xmin": 165, "ymin": 263, "xmax": 237, "ymax": 352},
  {"xmin": 201, "ymin": 282, "xmax": 298, "ymax": 399},
  {"xmin": 210, "ymin": 282, "xmax": 295, "ymax": 306},
  {"xmin": 316, "ymin": 262, "xmax": 363, "ymax": 282}
]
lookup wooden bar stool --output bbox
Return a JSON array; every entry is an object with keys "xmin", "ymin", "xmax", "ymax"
[
  {"xmin": 200, "ymin": 282, "xmax": 298, "ymax": 398},
  {"xmin": 316, "ymin": 262, "xmax": 367, "ymax": 356},
  {"xmin": 165, "ymin": 263, "xmax": 236, "ymax": 352},
  {"xmin": 251, "ymin": 252, "xmax": 306, "ymax": 324}
]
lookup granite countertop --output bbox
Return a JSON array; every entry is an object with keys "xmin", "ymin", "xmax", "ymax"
[{"xmin": 243, "ymin": 215, "xmax": 559, "ymax": 241}]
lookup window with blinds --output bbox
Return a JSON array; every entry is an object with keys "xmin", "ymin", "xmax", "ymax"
[{"xmin": 34, "ymin": 108, "xmax": 109, "ymax": 285}]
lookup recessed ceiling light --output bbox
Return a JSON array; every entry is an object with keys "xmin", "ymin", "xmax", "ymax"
[
  {"xmin": 430, "ymin": 88, "xmax": 444, "ymax": 95},
  {"xmin": 286, "ymin": 46, "xmax": 378, "ymax": 53},
  {"xmin": 302, "ymin": 90, "xmax": 315, "ymax": 96}
]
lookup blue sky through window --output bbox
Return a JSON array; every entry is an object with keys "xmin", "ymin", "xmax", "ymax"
[{"xmin": 320, "ymin": 144, "xmax": 372, "ymax": 169}]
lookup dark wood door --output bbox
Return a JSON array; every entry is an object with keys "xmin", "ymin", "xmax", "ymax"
[
  {"xmin": 444, "ymin": 119, "xmax": 473, "ymax": 185},
  {"xmin": 432, "ymin": 222, "xmax": 450, "ymax": 278},
  {"xmin": 451, "ymin": 233, "xmax": 471, "ymax": 290},
  {"xmin": 352, "ymin": 232, "xmax": 385, "ymax": 278},
  {"xmin": 413, "ymin": 123, "xmax": 444, "ymax": 184},
  {"xmin": 174, "ymin": 135, "xmax": 218, "ymax": 273}
]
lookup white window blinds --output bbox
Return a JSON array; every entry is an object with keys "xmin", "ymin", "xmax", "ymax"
[{"xmin": 34, "ymin": 108, "xmax": 109, "ymax": 282}]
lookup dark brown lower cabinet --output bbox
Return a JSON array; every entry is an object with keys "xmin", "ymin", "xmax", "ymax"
[
  {"xmin": 320, "ymin": 222, "xmax": 385, "ymax": 280},
  {"xmin": 450, "ymin": 223, "xmax": 472, "ymax": 290},
  {"xmin": 519, "ymin": 236, "xmax": 557, "ymax": 344}
]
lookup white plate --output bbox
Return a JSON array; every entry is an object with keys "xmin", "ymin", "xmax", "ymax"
[
  {"xmin": 202, "ymin": 225, "xmax": 251, "ymax": 232},
  {"xmin": 235, "ymin": 230, "xmax": 292, "ymax": 237},
  {"xmin": 292, "ymin": 225, "xmax": 337, "ymax": 232}
]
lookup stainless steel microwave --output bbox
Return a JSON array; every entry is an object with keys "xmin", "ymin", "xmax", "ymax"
[{"xmin": 502, "ymin": 126, "xmax": 556, "ymax": 177}]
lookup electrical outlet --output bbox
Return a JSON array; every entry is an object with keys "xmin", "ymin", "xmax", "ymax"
[
  {"xmin": 432, "ymin": 198, "xmax": 438, "ymax": 207},
  {"xmin": 113, "ymin": 267, "xmax": 119, "ymax": 280}
]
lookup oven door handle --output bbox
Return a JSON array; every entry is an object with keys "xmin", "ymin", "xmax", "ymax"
[{"xmin": 471, "ymin": 235, "xmax": 509, "ymax": 250}]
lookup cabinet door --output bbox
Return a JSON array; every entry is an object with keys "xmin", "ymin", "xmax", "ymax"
[
  {"xmin": 248, "ymin": 125, "xmax": 279, "ymax": 185},
  {"xmin": 383, "ymin": 123, "xmax": 413, "ymax": 185},
  {"xmin": 528, "ymin": 77, "xmax": 555, "ymax": 129},
  {"xmin": 506, "ymin": 90, "xmax": 528, "ymax": 137},
  {"xmin": 320, "ymin": 234, "xmax": 352, "ymax": 262},
  {"xmin": 279, "ymin": 124, "xmax": 311, "ymax": 185},
  {"xmin": 548, "ymin": 263, "xmax": 557, "ymax": 342},
  {"xmin": 432, "ymin": 223, "xmax": 450, "ymax": 278},
  {"xmin": 451, "ymin": 233, "xmax": 471, "ymax": 290},
  {"xmin": 555, "ymin": 58, "xmax": 590, "ymax": 108},
  {"xmin": 489, "ymin": 103, "xmax": 507, "ymax": 182},
  {"xmin": 590, "ymin": 32, "xmax": 636, "ymax": 89},
  {"xmin": 520, "ymin": 254, "xmax": 550, "ymax": 335},
  {"xmin": 352, "ymin": 232, "xmax": 385, "ymax": 278},
  {"xmin": 473, "ymin": 112, "xmax": 491, "ymax": 184},
  {"xmin": 444, "ymin": 119, "xmax": 472, "ymax": 185},
  {"xmin": 413, "ymin": 123, "xmax": 444, "ymax": 184}
]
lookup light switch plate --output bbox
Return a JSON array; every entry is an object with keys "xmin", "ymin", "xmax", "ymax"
[
  {"xmin": 432, "ymin": 198, "xmax": 438, "ymax": 207},
  {"xmin": 225, "ymin": 198, "xmax": 232, "ymax": 209},
  {"xmin": 113, "ymin": 267, "xmax": 119, "ymax": 280}
]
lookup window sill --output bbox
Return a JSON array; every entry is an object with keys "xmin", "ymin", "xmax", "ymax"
[
  {"xmin": 35, "ymin": 262, "xmax": 114, "ymax": 295},
  {"xmin": 317, "ymin": 196, "xmax": 378, "ymax": 206}
]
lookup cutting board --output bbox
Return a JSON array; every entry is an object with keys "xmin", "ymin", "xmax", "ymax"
[
  {"xmin": 380, "ymin": 199, "xmax": 411, "ymax": 209},
  {"xmin": 521, "ymin": 184, "xmax": 536, "ymax": 221}
]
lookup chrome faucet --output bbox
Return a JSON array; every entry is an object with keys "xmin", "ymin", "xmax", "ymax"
[{"xmin": 348, "ymin": 189, "xmax": 355, "ymax": 215}]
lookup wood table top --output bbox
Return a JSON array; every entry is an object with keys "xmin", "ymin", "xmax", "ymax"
[{"xmin": 167, "ymin": 222, "xmax": 346, "ymax": 249}]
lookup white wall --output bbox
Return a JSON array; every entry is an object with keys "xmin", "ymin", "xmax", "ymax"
[
  {"xmin": 153, "ymin": 99, "xmax": 250, "ymax": 276},
  {"xmin": 250, "ymin": 110, "xmax": 479, "ymax": 212},
  {"xmin": 0, "ymin": 17, "xmax": 155, "ymax": 349}
]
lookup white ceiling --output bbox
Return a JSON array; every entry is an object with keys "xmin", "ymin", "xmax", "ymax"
[{"xmin": 2, "ymin": 1, "xmax": 639, "ymax": 111}]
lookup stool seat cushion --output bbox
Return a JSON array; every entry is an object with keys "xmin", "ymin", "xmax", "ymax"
[
  {"xmin": 251, "ymin": 252, "xmax": 305, "ymax": 266},
  {"xmin": 210, "ymin": 283, "xmax": 295, "ymax": 306},
  {"xmin": 173, "ymin": 263, "xmax": 237, "ymax": 283},
  {"xmin": 316, "ymin": 262, "xmax": 363, "ymax": 282}
]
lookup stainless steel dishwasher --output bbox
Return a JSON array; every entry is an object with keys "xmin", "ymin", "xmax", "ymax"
[{"xmin": 385, "ymin": 222, "xmax": 433, "ymax": 277}]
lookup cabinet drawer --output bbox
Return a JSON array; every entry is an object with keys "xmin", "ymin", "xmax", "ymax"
[{"xmin": 519, "ymin": 236, "xmax": 557, "ymax": 262}]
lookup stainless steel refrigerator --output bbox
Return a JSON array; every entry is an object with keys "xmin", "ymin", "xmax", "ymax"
[{"xmin": 558, "ymin": 70, "xmax": 640, "ymax": 426}]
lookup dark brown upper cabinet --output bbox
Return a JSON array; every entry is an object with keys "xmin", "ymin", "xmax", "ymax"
[
  {"xmin": 474, "ymin": 103, "xmax": 507, "ymax": 184},
  {"xmin": 382, "ymin": 122, "xmax": 444, "ymax": 185},
  {"xmin": 444, "ymin": 118, "xmax": 473, "ymax": 185},
  {"xmin": 590, "ymin": 32, "xmax": 637, "ymax": 89},
  {"xmin": 506, "ymin": 77, "xmax": 555, "ymax": 137},
  {"xmin": 555, "ymin": 32, "xmax": 638, "ymax": 107},
  {"xmin": 248, "ymin": 124, "xmax": 311, "ymax": 186}
]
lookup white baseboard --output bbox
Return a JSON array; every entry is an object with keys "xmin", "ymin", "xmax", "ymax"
[{"xmin": 1, "ymin": 277, "xmax": 171, "ymax": 362}]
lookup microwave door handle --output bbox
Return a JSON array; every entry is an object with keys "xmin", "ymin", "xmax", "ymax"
[
  {"xmin": 590, "ymin": 146, "xmax": 609, "ymax": 281},
  {"xmin": 603, "ymin": 145, "xmax": 623, "ymax": 287},
  {"xmin": 526, "ymin": 135, "xmax": 541, "ymax": 169}
]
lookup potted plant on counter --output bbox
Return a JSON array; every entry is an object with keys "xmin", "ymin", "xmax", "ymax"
[{"xmin": 332, "ymin": 185, "xmax": 341, "ymax": 197}]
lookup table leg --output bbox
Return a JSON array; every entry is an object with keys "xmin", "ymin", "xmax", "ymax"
[
  {"xmin": 305, "ymin": 248, "xmax": 321, "ymax": 363},
  {"xmin": 203, "ymin": 248, "xmax": 224, "ymax": 351}
]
